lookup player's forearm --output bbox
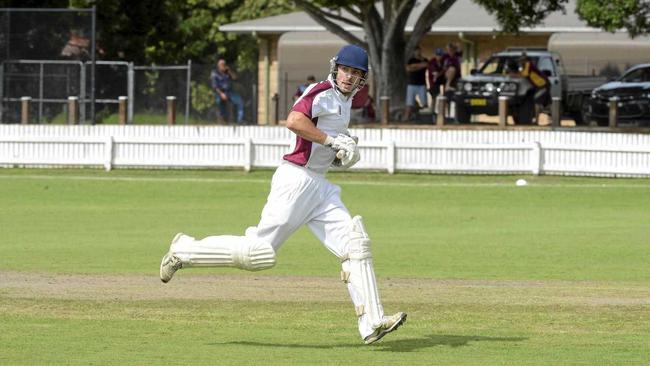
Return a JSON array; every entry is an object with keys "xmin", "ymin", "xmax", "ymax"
[{"xmin": 286, "ymin": 111, "xmax": 329, "ymax": 145}]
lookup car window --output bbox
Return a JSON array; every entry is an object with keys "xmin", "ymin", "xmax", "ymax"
[
  {"xmin": 537, "ymin": 57, "xmax": 554, "ymax": 77},
  {"xmin": 620, "ymin": 68, "xmax": 647, "ymax": 83},
  {"xmin": 479, "ymin": 55, "xmax": 539, "ymax": 75},
  {"xmin": 480, "ymin": 57, "xmax": 504, "ymax": 74}
]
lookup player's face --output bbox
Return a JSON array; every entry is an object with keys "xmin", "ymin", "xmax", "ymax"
[{"xmin": 336, "ymin": 65, "xmax": 364, "ymax": 94}]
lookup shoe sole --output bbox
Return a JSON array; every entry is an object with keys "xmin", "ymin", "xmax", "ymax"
[
  {"xmin": 365, "ymin": 312, "xmax": 407, "ymax": 345},
  {"xmin": 159, "ymin": 252, "xmax": 173, "ymax": 283},
  {"xmin": 159, "ymin": 233, "xmax": 185, "ymax": 283}
]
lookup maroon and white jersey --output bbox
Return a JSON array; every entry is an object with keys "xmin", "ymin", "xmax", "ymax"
[{"xmin": 284, "ymin": 75, "xmax": 354, "ymax": 175}]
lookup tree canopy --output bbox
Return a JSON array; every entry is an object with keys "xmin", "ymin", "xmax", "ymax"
[
  {"xmin": 576, "ymin": 0, "xmax": 650, "ymax": 37},
  {"xmin": 3, "ymin": 1, "xmax": 648, "ymax": 67},
  {"xmin": 68, "ymin": 0, "xmax": 293, "ymax": 68}
]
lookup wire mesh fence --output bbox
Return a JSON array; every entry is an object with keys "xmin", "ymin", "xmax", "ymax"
[
  {"xmin": 0, "ymin": 8, "xmax": 94, "ymax": 62},
  {"xmin": 0, "ymin": 60, "xmax": 84, "ymax": 124},
  {"xmin": 0, "ymin": 8, "xmax": 257, "ymax": 125},
  {"xmin": 0, "ymin": 60, "xmax": 257, "ymax": 125},
  {"xmin": 187, "ymin": 63, "xmax": 256, "ymax": 125},
  {"xmin": 0, "ymin": 7, "xmax": 97, "ymax": 124}
]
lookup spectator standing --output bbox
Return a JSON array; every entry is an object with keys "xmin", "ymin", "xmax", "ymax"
[
  {"xmin": 293, "ymin": 75, "xmax": 317, "ymax": 102},
  {"xmin": 518, "ymin": 53, "xmax": 550, "ymax": 124},
  {"xmin": 211, "ymin": 58, "xmax": 245, "ymax": 124},
  {"xmin": 405, "ymin": 46, "xmax": 428, "ymax": 121},
  {"xmin": 428, "ymin": 47, "xmax": 446, "ymax": 101},
  {"xmin": 442, "ymin": 42, "xmax": 462, "ymax": 93}
]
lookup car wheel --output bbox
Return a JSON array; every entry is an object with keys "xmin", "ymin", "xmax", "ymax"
[
  {"xmin": 573, "ymin": 97, "xmax": 591, "ymax": 126},
  {"xmin": 455, "ymin": 103, "xmax": 471, "ymax": 124}
]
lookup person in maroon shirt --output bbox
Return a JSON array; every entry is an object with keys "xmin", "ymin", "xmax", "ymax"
[
  {"xmin": 442, "ymin": 42, "xmax": 462, "ymax": 92},
  {"xmin": 428, "ymin": 47, "xmax": 446, "ymax": 101},
  {"xmin": 351, "ymin": 84, "xmax": 376, "ymax": 122},
  {"xmin": 160, "ymin": 44, "xmax": 406, "ymax": 346}
]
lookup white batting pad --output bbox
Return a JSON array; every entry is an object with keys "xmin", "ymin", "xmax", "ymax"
[
  {"xmin": 171, "ymin": 233, "xmax": 276, "ymax": 271},
  {"xmin": 341, "ymin": 215, "xmax": 384, "ymax": 337}
]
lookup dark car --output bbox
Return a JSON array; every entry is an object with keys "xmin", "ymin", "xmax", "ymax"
[{"xmin": 586, "ymin": 64, "xmax": 650, "ymax": 126}]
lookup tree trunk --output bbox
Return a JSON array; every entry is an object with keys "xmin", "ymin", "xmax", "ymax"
[
  {"xmin": 379, "ymin": 42, "xmax": 407, "ymax": 120},
  {"xmin": 296, "ymin": 0, "xmax": 451, "ymax": 122}
]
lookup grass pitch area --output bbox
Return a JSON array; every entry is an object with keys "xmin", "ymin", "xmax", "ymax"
[{"xmin": 1, "ymin": 168, "xmax": 649, "ymax": 365}]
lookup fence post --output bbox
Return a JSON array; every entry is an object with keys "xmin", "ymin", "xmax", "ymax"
[
  {"xmin": 608, "ymin": 96, "xmax": 619, "ymax": 128},
  {"xmin": 530, "ymin": 141, "xmax": 542, "ymax": 175},
  {"xmin": 244, "ymin": 138, "xmax": 253, "ymax": 172},
  {"xmin": 104, "ymin": 136, "xmax": 114, "ymax": 172},
  {"xmin": 435, "ymin": 95, "xmax": 447, "ymax": 126},
  {"xmin": 271, "ymin": 93, "xmax": 279, "ymax": 125},
  {"xmin": 0, "ymin": 63, "xmax": 3, "ymax": 123},
  {"xmin": 551, "ymin": 96, "xmax": 561, "ymax": 127},
  {"xmin": 498, "ymin": 96, "xmax": 508, "ymax": 127},
  {"xmin": 67, "ymin": 96, "xmax": 79, "ymax": 125},
  {"xmin": 386, "ymin": 140, "xmax": 396, "ymax": 174},
  {"xmin": 166, "ymin": 96, "xmax": 177, "ymax": 125},
  {"xmin": 80, "ymin": 62, "xmax": 86, "ymax": 124},
  {"xmin": 380, "ymin": 96, "xmax": 390, "ymax": 126},
  {"xmin": 38, "ymin": 63, "xmax": 44, "ymax": 124},
  {"xmin": 127, "ymin": 62, "xmax": 134, "ymax": 124},
  {"xmin": 185, "ymin": 59, "xmax": 191, "ymax": 124},
  {"xmin": 118, "ymin": 96, "xmax": 128, "ymax": 125},
  {"xmin": 21, "ymin": 96, "xmax": 31, "ymax": 124}
]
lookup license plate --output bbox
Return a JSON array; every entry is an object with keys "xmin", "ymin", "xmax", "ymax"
[{"xmin": 470, "ymin": 98, "xmax": 487, "ymax": 106}]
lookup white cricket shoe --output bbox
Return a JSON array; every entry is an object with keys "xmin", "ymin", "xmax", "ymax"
[
  {"xmin": 364, "ymin": 312, "xmax": 407, "ymax": 345},
  {"xmin": 159, "ymin": 233, "xmax": 186, "ymax": 283}
]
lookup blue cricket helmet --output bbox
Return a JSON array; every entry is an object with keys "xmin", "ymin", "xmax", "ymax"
[{"xmin": 334, "ymin": 45, "xmax": 368, "ymax": 73}]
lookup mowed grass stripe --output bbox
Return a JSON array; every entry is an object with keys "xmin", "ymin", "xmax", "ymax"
[
  {"xmin": 2, "ymin": 270, "xmax": 649, "ymax": 306},
  {"xmin": 1, "ymin": 168, "xmax": 650, "ymax": 281},
  {"xmin": 2, "ymin": 172, "xmax": 650, "ymax": 189}
]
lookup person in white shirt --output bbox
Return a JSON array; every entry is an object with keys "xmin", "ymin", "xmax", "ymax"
[{"xmin": 159, "ymin": 44, "xmax": 406, "ymax": 345}]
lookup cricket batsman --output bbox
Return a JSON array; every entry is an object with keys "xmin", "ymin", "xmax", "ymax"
[{"xmin": 159, "ymin": 44, "xmax": 406, "ymax": 345}]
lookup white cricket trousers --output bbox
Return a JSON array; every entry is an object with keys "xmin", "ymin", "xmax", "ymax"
[{"xmin": 179, "ymin": 162, "xmax": 383, "ymax": 338}]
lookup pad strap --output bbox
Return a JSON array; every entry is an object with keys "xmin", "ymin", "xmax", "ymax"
[
  {"xmin": 355, "ymin": 305, "xmax": 365, "ymax": 317},
  {"xmin": 340, "ymin": 270, "xmax": 351, "ymax": 283}
]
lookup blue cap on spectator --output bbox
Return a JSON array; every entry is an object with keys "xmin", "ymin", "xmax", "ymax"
[{"xmin": 434, "ymin": 48, "xmax": 444, "ymax": 56}]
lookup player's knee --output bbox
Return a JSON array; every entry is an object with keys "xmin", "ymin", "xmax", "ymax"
[
  {"xmin": 236, "ymin": 239, "xmax": 277, "ymax": 271},
  {"xmin": 345, "ymin": 215, "xmax": 372, "ymax": 261}
]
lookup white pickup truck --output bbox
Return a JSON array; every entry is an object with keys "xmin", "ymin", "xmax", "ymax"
[{"xmin": 454, "ymin": 48, "xmax": 607, "ymax": 125}]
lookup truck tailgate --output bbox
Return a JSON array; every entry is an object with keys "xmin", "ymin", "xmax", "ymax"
[{"xmin": 567, "ymin": 76, "xmax": 608, "ymax": 93}]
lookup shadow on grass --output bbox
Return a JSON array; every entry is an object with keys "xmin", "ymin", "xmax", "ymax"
[
  {"xmin": 211, "ymin": 334, "xmax": 527, "ymax": 352},
  {"xmin": 374, "ymin": 334, "xmax": 528, "ymax": 352}
]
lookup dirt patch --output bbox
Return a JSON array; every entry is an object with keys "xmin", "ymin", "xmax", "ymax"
[{"xmin": 1, "ymin": 270, "xmax": 649, "ymax": 306}]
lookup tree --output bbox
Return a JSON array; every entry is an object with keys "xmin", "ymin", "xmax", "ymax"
[
  {"xmin": 70, "ymin": 0, "xmax": 293, "ymax": 69},
  {"xmin": 575, "ymin": 0, "xmax": 650, "ymax": 37},
  {"xmin": 293, "ymin": 0, "xmax": 570, "ymax": 112}
]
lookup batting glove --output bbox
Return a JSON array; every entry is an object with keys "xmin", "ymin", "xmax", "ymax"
[{"xmin": 330, "ymin": 135, "xmax": 360, "ymax": 169}]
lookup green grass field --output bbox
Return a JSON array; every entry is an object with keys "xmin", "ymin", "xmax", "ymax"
[{"xmin": 1, "ymin": 168, "xmax": 649, "ymax": 365}]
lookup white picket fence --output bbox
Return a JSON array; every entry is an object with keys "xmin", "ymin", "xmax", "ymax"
[{"xmin": 1, "ymin": 125, "xmax": 650, "ymax": 177}]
